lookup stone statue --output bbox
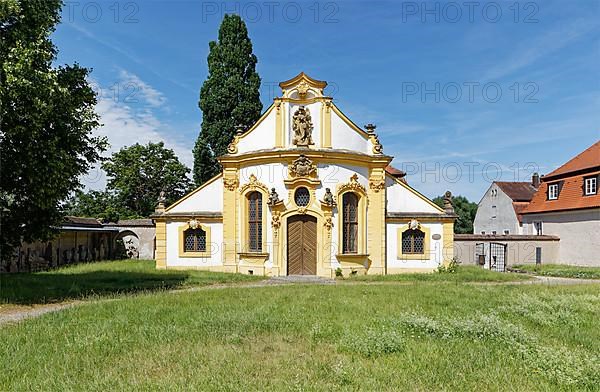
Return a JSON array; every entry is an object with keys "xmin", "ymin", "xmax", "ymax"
[
  {"xmin": 444, "ymin": 191, "xmax": 454, "ymax": 213},
  {"xmin": 292, "ymin": 106, "xmax": 314, "ymax": 146},
  {"xmin": 323, "ymin": 188, "xmax": 336, "ymax": 207},
  {"xmin": 268, "ymin": 188, "xmax": 280, "ymax": 206}
]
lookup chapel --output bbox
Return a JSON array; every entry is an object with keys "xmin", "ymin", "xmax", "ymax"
[{"xmin": 153, "ymin": 73, "xmax": 456, "ymax": 277}]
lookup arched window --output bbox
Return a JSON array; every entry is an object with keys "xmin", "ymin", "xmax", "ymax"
[
  {"xmin": 248, "ymin": 191, "xmax": 263, "ymax": 252},
  {"xmin": 342, "ymin": 193, "xmax": 359, "ymax": 254},
  {"xmin": 402, "ymin": 229, "xmax": 425, "ymax": 254},
  {"xmin": 184, "ymin": 228, "xmax": 206, "ymax": 252}
]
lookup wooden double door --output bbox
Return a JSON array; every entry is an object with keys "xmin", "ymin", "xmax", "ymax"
[{"xmin": 287, "ymin": 215, "xmax": 317, "ymax": 275}]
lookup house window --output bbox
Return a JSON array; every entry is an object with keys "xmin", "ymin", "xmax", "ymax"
[
  {"xmin": 585, "ymin": 177, "xmax": 597, "ymax": 195},
  {"xmin": 248, "ymin": 191, "xmax": 263, "ymax": 252},
  {"xmin": 184, "ymin": 228, "xmax": 206, "ymax": 252},
  {"xmin": 534, "ymin": 221, "xmax": 543, "ymax": 235},
  {"xmin": 548, "ymin": 183, "xmax": 559, "ymax": 200},
  {"xmin": 492, "ymin": 230, "xmax": 497, "ymax": 235},
  {"xmin": 492, "ymin": 205, "xmax": 497, "ymax": 218},
  {"xmin": 342, "ymin": 193, "xmax": 359, "ymax": 253},
  {"xmin": 503, "ymin": 230, "xmax": 510, "ymax": 235},
  {"xmin": 481, "ymin": 231, "xmax": 486, "ymax": 235},
  {"xmin": 402, "ymin": 229, "xmax": 425, "ymax": 254}
]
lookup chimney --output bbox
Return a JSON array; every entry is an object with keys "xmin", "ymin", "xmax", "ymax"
[{"xmin": 532, "ymin": 172, "xmax": 540, "ymax": 188}]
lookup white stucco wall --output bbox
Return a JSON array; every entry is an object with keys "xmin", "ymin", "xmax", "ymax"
[
  {"xmin": 330, "ymin": 109, "xmax": 370, "ymax": 154},
  {"xmin": 522, "ymin": 209, "xmax": 600, "ymax": 266},
  {"xmin": 166, "ymin": 221, "xmax": 223, "ymax": 268},
  {"xmin": 237, "ymin": 107, "xmax": 277, "ymax": 154},
  {"xmin": 386, "ymin": 222, "xmax": 444, "ymax": 270},
  {"xmin": 168, "ymin": 177, "xmax": 223, "ymax": 213},
  {"xmin": 386, "ymin": 177, "xmax": 441, "ymax": 213},
  {"xmin": 473, "ymin": 183, "xmax": 520, "ymax": 235}
]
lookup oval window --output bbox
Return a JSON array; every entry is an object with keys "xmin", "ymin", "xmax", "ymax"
[{"xmin": 294, "ymin": 187, "xmax": 310, "ymax": 207}]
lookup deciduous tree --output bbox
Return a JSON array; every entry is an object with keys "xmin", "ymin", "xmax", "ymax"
[
  {"xmin": 433, "ymin": 195, "xmax": 478, "ymax": 234},
  {"xmin": 1, "ymin": 0, "xmax": 106, "ymax": 256}
]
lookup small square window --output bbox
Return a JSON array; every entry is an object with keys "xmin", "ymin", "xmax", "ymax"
[
  {"xmin": 503, "ymin": 230, "xmax": 510, "ymax": 235},
  {"xmin": 584, "ymin": 177, "xmax": 597, "ymax": 195},
  {"xmin": 492, "ymin": 230, "xmax": 497, "ymax": 235},
  {"xmin": 481, "ymin": 231, "xmax": 486, "ymax": 235},
  {"xmin": 548, "ymin": 184, "xmax": 559, "ymax": 200}
]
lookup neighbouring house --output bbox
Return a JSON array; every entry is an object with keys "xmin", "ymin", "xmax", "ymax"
[
  {"xmin": 153, "ymin": 73, "xmax": 456, "ymax": 278},
  {"xmin": 521, "ymin": 141, "xmax": 600, "ymax": 266},
  {"xmin": 2, "ymin": 217, "xmax": 156, "ymax": 273},
  {"xmin": 473, "ymin": 175, "xmax": 540, "ymax": 236}
]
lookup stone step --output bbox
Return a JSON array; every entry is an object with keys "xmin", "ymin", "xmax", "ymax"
[{"xmin": 269, "ymin": 275, "xmax": 336, "ymax": 285}]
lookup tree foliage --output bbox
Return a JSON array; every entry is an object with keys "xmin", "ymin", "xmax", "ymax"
[
  {"xmin": 68, "ymin": 142, "xmax": 192, "ymax": 220},
  {"xmin": 193, "ymin": 14, "xmax": 262, "ymax": 185},
  {"xmin": 1, "ymin": 0, "xmax": 106, "ymax": 255},
  {"xmin": 433, "ymin": 195, "xmax": 478, "ymax": 234}
]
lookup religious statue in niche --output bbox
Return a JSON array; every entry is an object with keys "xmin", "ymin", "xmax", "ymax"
[{"xmin": 292, "ymin": 106, "xmax": 314, "ymax": 147}]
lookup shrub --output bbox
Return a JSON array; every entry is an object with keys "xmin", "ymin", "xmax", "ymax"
[{"xmin": 437, "ymin": 256, "xmax": 461, "ymax": 273}]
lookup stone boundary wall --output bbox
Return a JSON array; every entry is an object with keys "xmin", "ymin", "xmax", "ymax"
[{"xmin": 454, "ymin": 234, "xmax": 560, "ymax": 267}]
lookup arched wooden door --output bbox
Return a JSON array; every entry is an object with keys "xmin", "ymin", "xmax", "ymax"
[{"xmin": 287, "ymin": 215, "xmax": 317, "ymax": 275}]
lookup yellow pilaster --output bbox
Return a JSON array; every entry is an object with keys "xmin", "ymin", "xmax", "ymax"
[
  {"xmin": 367, "ymin": 167, "xmax": 386, "ymax": 275},
  {"xmin": 222, "ymin": 167, "xmax": 239, "ymax": 272},
  {"xmin": 155, "ymin": 220, "xmax": 167, "ymax": 269},
  {"xmin": 443, "ymin": 221, "xmax": 455, "ymax": 265},
  {"xmin": 275, "ymin": 99, "xmax": 284, "ymax": 148},
  {"xmin": 321, "ymin": 99, "xmax": 332, "ymax": 148}
]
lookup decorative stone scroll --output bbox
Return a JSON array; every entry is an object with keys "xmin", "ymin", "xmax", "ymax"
[
  {"xmin": 338, "ymin": 174, "xmax": 367, "ymax": 196},
  {"xmin": 369, "ymin": 178, "xmax": 386, "ymax": 193},
  {"xmin": 239, "ymin": 174, "xmax": 269, "ymax": 195},
  {"xmin": 289, "ymin": 154, "xmax": 317, "ymax": 178},
  {"xmin": 223, "ymin": 176, "xmax": 239, "ymax": 192}
]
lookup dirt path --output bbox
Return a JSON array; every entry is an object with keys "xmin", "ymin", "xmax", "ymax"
[{"xmin": 1, "ymin": 275, "xmax": 598, "ymax": 326}]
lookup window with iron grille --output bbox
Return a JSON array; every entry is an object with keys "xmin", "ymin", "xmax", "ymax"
[
  {"xmin": 342, "ymin": 193, "xmax": 358, "ymax": 253},
  {"xmin": 402, "ymin": 229, "xmax": 425, "ymax": 254},
  {"xmin": 294, "ymin": 187, "xmax": 310, "ymax": 206},
  {"xmin": 184, "ymin": 228, "xmax": 206, "ymax": 252},
  {"xmin": 248, "ymin": 191, "xmax": 262, "ymax": 252}
]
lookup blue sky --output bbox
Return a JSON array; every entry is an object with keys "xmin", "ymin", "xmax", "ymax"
[{"xmin": 53, "ymin": 0, "xmax": 599, "ymax": 200}]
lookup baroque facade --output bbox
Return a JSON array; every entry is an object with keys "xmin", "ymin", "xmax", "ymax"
[{"xmin": 153, "ymin": 73, "xmax": 456, "ymax": 277}]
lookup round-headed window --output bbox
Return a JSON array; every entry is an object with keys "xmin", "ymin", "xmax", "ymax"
[{"xmin": 294, "ymin": 187, "xmax": 311, "ymax": 207}]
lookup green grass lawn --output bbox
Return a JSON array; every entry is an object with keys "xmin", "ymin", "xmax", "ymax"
[
  {"xmin": 0, "ymin": 263, "xmax": 598, "ymax": 390},
  {"xmin": 344, "ymin": 265, "xmax": 532, "ymax": 283},
  {"xmin": 0, "ymin": 260, "xmax": 262, "ymax": 305},
  {"xmin": 514, "ymin": 264, "xmax": 600, "ymax": 280}
]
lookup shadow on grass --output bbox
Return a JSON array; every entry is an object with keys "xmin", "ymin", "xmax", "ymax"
[{"xmin": 0, "ymin": 270, "xmax": 191, "ymax": 305}]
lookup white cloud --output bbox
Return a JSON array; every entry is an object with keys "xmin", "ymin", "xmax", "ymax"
[
  {"xmin": 81, "ymin": 76, "xmax": 193, "ymax": 190},
  {"xmin": 118, "ymin": 70, "xmax": 167, "ymax": 108}
]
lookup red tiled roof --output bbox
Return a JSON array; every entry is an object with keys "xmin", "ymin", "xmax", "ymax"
[
  {"xmin": 495, "ymin": 182, "xmax": 538, "ymax": 201},
  {"xmin": 544, "ymin": 140, "xmax": 600, "ymax": 179},
  {"xmin": 524, "ymin": 141, "xmax": 600, "ymax": 214},
  {"xmin": 385, "ymin": 165, "xmax": 406, "ymax": 178},
  {"xmin": 512, "ymin": 201, "xmax": 530, "ymax": 223},
  {"xmin": 523, "ymin": 171, "xmax": 600, "ymax": 214}
]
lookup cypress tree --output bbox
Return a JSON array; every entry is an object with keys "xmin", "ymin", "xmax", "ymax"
[{"xmin": 193, "ymin": 14, "xmax": 262, "ymax": 185}]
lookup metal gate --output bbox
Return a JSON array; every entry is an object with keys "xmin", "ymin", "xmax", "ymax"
[{"xmin": 489, "ymin": 243, "xmax": 507, "ymax": 272}]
